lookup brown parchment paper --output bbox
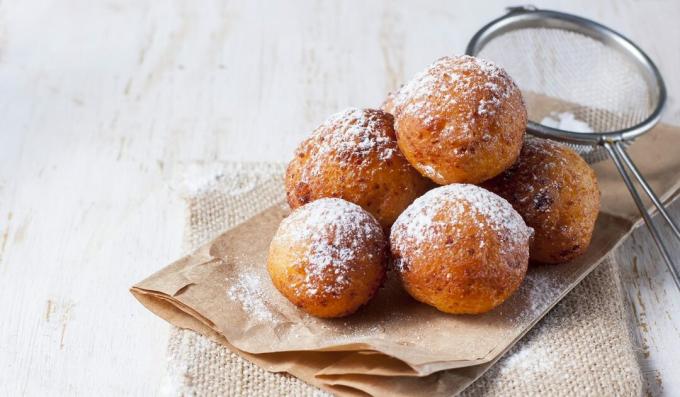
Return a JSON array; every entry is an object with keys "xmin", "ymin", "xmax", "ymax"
[{"xmin": 131, "ymin": 121, "xmax": 680, "ymax": 396}]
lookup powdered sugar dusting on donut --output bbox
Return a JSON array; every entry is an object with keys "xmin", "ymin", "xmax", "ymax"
[
  {"xmin": 320, "ymin": 108, "xmax": 394, "ymax": 159},
  {"xmin": 391, "ymin": 184, "xmax": 533, "ymax": 261},
  {"xmin": 392, "ymin": 55, "xmax": 520, "ymax": 131},
  {"xmin": 420, "ymin": 165, "xmax": 444, "ymax": 181},
  {"xmin": 279, "ymin": 198, "xmax": 384, "ymax": 296},
  {"xmin": 298, "ymin": 108, "xmax": 402, "ymax": 182}
]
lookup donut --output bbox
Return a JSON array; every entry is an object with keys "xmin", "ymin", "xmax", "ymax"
[
  {"xmin": 267, "ymin": 198, "xmax": 388, "ymax": 318},
  {"xmin": 391, "ymin": 55, "xmax": 527, "ymax": 184},
  {"xmin": 482, "ymin": 137, "xmax": 600, "ymax": 264},
  {"xmin": 390, "ymin": 184, "xmax": 532, "ymax": 314},
  {"xmin": 286, "ymin": 108, "xmax": 432, "ymax": 229},
  {"xmin": 381, "ymin": 88, "xmax": 399, "ymax": 115}
]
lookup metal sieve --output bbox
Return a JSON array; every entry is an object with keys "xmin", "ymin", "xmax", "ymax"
[{"xmin": 466, "ymin": 6, "xmax": 680, "ymax": 290}]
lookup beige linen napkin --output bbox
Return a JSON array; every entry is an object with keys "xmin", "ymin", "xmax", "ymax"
[{"xmin": 159, "ymin": 162, "xmax": 645, "ymax": 396}]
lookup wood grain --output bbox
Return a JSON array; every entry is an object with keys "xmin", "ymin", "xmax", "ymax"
[
  {"xmin": 616, "ymin": 199, "xmax": 680, "ymax": 396},
  {"xmin": 0, "ymin": 0, "xmax": 678, "ymax": 395}
]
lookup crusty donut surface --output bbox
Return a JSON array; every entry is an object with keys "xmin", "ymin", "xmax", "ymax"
[
  {"xmin": 483, "ymin": 137, "xmax": 600, "ymax": 264},
  {"xmin": 392, "ymin": 55, "xmax": 527, "ymax": 184},
  {"xmin": 268, "ymin": 198, "xmax": 388, "ymax": 318},
  {"xmin": 390, "ymin": 184, "xmax": 532, "ymax": 314},
  {"xmin": 285, "ymin": 108, "xmax": 432, "ymax": 230}
]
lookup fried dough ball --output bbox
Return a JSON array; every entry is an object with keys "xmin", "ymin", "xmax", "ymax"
[
  {"xmin": 482, "ymin": 137, "xmax": 600, "ymax": 264},
  {"xmin": 268, "ymin": 198, "xmax": 388, "ymax": 318},
  {"xmin": 285, "ymin": 108, "xmax": 432, "ymax": 230},
  {"xmin": 392, "ymin": 55, "xmax": 527, "ymax": 184},
  {"xmin": 390, "ymin": 184, "xmax": 532, "ymax": 314},
  {"xmin": 381, "ymin": 89, "xmax": 399, "ymax": 115}
]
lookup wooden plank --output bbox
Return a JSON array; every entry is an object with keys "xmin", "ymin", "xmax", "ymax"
[{"xmin": 617, "ymin": 199, "xmax": 680, "ymax": 396}]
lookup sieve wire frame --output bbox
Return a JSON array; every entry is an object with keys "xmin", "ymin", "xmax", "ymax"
[
  {"xmin": 464, "ymin": 6, "xmax": 667, "ymax": 146},
  {"xmin": 465, "ymin": 7, "xmax": 680, "ymax": 291}
]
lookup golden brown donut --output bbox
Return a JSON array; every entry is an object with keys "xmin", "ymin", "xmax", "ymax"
[
  {"xmin": 392, "ymin": 55, "xmax": 527, "ymax": 184},
  {"xmin": 286, "ymin": 108, "xmax": 431, "ymax": 230},
  {"xmin": 268, "ymin": 198, "xmax": 388, "ymax": 318},
  {"xmin": 482, "ymin": 137, "xmax": 600, "ymax": 264},
  {"xmin": 390, "ymin": 184, "xmax": 532, "ymax": 314}
]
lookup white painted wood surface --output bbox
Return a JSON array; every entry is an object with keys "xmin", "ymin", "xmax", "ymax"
[
  {"xmin": 617, "ymin": 200, "xmax": 680, "ymax": 396},
  {"xmin": 0, "ymin": 0, "xmax": 678, "ymax": 395}
]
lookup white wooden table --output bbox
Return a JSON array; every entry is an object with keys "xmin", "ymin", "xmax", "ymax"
[{"xmin": 1, "ymin": 1, "xmax": 678, "ymax": 395}]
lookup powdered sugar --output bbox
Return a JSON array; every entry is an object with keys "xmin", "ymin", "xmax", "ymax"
[
  {"xmin": 298, "ymin": 108, "xmax": 401, "ymax": 182},
  {"xmin": 498, "ymin": 339, "xmax": 557, "ymax": 377},
  {"xmin": 514, "ymin": 270, "xmax": 564, "ymax": 323},
  {"xmin": 420, "ymin": 165, "xmax": 444, "ymax": 180},
  {"xmin": 520, "ymin": 272, "xmax": 565, "ymax": 318},
  {"xmin": 392, "ymin": 55, "xmax": 520, "ymax": 131},
  {"xmin": 227, "ymin": 271, "xmax": 277, "ymax": 322},
  {"xmin": 320, "ymin": 108, "xmax": 394, "ymax": 159},
  {"xmin": 540, "ymin": 111, "xmax": 594, "ymax": 132},
  {"xmin": 277, "ymin": 198, "xmax": 384, "ymax": 297},
  {"xmin": 391, "ymin": 184, "xmax": 533, "ymax": 256},
  {"xmin": 493, "ymin": 270, "xmax": 566, "ymax": 378}
]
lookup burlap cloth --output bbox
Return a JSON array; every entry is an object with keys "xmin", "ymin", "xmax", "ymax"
[{"xmin": 159, "ymin": 162, "xmax": 645, "ymax": 396}]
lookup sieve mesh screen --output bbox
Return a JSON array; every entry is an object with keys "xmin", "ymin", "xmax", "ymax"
[{"xmin": 476, "ymin": 27, "xmax": 657, "ymax": 162}]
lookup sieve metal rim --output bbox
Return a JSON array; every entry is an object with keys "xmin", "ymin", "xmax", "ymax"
[{"xmin": 465, "ymin": 6, "xmax": 667, "ymax": 145}]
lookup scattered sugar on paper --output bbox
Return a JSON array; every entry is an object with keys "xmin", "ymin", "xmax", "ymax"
[
  {"xmin": 540, "ymin": 111, "xmax": 594, "ymax": 133},
  {"xmin": 321, "ymin": 320, "xmax": 395, "ymax": 346},
  {"xmin": 507, "ymin": 270, "xmax": 564, "ymax": 327},
  {"xmin": 523, "ymin": 271, "xmax": 563, "ymax": 315},
  {"xmin": 227, "ymin": 271, "xmax": 277, "ymax": 322}
]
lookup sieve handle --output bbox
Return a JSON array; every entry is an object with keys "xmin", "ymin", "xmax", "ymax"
[
  {"xmin": 613, "ymin": 143, "xmax": 680, "ymax": 240},
  {"xmin": 604, "ymin": 141, "xmax": 680, "ymax": 292}
]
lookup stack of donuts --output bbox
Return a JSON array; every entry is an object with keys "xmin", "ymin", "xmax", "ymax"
[{"xmin": 267, "ymin": 55, "xmax": 600, "ymax": 318}]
